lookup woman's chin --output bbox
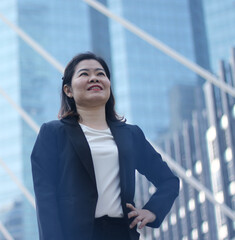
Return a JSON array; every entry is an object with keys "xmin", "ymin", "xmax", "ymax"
[{"xmin": 78, "ymin": 97, "xmax": 109, "ymax": 108}]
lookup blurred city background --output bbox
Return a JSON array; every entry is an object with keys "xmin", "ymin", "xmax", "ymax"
[{"xmin": 0, "ymin": 0, "xmax": 235, "ymax": 239}]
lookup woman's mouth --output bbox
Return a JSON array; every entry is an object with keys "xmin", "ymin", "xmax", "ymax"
[{"xmin": 88, "ymin": 85, "xmax": 103, "ymax": 91}]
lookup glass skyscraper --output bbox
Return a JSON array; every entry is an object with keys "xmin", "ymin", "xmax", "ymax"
[
  {"xmin": 107, "ymin": 0, "xmax": 209, "ymax": 140},
  {"xmin": 0, "ymin": 0, "xmax": 23, "ymax": 239},
  {"xmin": 153, "ymin": 50, "xmax": 235, "ymax": 240},
  {"xmin": 203, "ymin": 0, "xmax": 235, "ymax": 72}
]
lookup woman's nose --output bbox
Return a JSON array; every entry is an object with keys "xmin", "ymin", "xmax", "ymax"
[{"xmin": 89, "ymin": 78, "xmax": 99, "ymax": 83}]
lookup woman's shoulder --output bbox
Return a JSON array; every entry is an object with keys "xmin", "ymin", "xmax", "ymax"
[
  {"xmin": 118, "ymin": 121, "xmax": 145, "ymax": 137},
  {"xmin": 39, "ymin": 120, "xmax": 66, "ymax": 135},
  {"xmin": 109, "ymin": 119, "xmax": 139, "ymax": 128},
  {"xmin": 41, "ymin": 120, "xmax": 63, "ymax": 128}
]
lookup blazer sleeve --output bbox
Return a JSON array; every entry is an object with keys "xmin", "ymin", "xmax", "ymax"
[
  {"xmin": 133, "ymin": 125, "xmax": 179, "ymax": 228},
  {"xmin": 31, "ymin": 123, "xmax": 64, "ymax": 240}
]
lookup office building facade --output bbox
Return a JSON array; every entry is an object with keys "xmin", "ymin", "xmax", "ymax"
[
  {"xmin": 145, "ymin": 50, "xmax": 235, "ymax": 240},
  {"xmin": 203, "ymin": 0, "xmax": 235, "ymax": 72},
  {"xmin": 203, "ymin": 56, "xmax": 235, "ymax": 239},
  {"xmin": 107, "ymin": 0, "xmax": 209, "ymax": 139},
  {"xmin": 0, "ymin": 0, "xmax": 23, "ymax": 239}
]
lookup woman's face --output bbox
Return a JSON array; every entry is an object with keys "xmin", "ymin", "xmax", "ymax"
[{"xmin": 64, "ymin": 59, "xmax": 111, "ymax": 109}]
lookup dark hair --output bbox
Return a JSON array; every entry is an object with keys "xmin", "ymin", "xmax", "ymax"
[{"xmin": 58, "ymin": 52, "xmax": 123, "ymax": 122}]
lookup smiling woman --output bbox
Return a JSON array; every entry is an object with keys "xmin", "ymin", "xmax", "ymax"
[
  {"xmin": 59, "ymin": 53, "xmax": 120, "ymax": 125},
  {"xmin": 63, "ymin": 59, "xmax": 111, "ymax": 114},
  {"xmin": 31, "ymin": 52, "xmax": 179, "ymax": 240}
]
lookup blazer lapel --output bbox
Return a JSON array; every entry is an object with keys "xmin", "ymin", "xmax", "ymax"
[
  {"xmin": 62, "ymin": 117, "xmax": 97, "ymax": 188},
  {"xmin": 61, "ymin": 118, "xmax": 133, "ymax": 203},
  {"xmin": 108, "ymin": 121, "xmax": 133, "ymax": 201}
]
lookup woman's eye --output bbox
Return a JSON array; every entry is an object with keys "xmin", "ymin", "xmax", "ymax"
[
  {"xmin": 97, "ymin": 72, "xmax": 105, "ymax": 76},
  {"xmin": 80, "ymin": 72, "xmax": 88, "ymax": 76}
]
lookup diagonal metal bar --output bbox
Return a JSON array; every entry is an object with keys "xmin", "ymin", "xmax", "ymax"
[
  {"xmin": 0, "ymin": 87, "xmax": 40, "ymax": 134},
  {"xmin": 83, "ymin": 0, "xmax": 235, "ymax": 97},
  {"xmin": 0, "ymin": 221, "xmax": 14, "ymax": 240},
  {"xmin": 0, "ymin": 12, "xmax": 64, "ymax": 74},
  {"xmin": 0, "ymin": 157, "xmax": 36, "ymax": 209}
]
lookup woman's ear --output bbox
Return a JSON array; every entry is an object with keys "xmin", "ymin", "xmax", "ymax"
[{"xmin": 63, "ymin": 84, "xmax": 73, "ymax": 98}]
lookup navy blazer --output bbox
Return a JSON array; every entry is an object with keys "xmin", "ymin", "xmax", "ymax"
[{"xmin": 31, "ymin": 116, "xmax": 179, "ymax": 240}]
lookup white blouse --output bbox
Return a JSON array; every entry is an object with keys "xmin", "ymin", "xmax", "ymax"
[{"xmin": 80, "ymin": 124, "xmax": 123, "ymax": 218}]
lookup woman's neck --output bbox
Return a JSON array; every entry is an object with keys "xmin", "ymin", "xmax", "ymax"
[{"xmin": 76, "ymin": 106, "xmax": 108, "ymax": 130}]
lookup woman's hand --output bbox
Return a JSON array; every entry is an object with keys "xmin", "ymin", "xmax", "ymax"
[{"xmin": 126, "ymin": 203, "xmax": 156, "ymax": 229}]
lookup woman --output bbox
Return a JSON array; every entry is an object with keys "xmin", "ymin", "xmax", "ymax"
[{"xmin": 31, "ymin": 52, "xmax": 179, "ymax": 240}]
